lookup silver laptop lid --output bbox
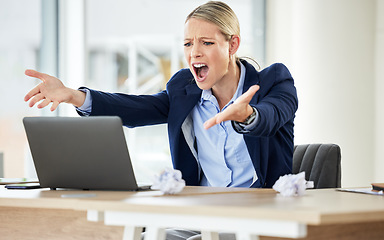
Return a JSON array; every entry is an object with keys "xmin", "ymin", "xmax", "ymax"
[{"xmin": 23, "ymin": 116, "xmax": 140, "ymax": 191}]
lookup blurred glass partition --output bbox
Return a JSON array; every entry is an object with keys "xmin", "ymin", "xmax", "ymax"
[{"xmin": 0, "ymin": 0, "xmax": 42, "ymax": 178}]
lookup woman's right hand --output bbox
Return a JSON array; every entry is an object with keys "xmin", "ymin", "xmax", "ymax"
[
  {"xmin": 24, "ymin": 69, "xmax": 86, "ymax": 111},
  {"xmin": 203, "ymin": 85, "xmax": 260, "ymax": 130}
]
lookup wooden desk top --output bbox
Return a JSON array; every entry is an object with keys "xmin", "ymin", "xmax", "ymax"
[{"xmin": 1, "ymin": 186, "xmax": 383, "ymax": 225}]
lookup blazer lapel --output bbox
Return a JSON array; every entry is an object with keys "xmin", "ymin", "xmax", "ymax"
[
  {"xmin": 242, "ymin": 60, "xmax": 260, "ymax": 104},
  {"xmin": 172, "ymin": 83, "xmax": 201, "ymax": 125}
]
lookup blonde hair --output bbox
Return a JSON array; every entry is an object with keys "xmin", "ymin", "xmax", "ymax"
[{"xmin": 185, "ymin": 1, "xmax": 240, "ymax": 41}]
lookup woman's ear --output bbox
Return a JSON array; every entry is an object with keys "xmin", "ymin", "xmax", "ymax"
[{"xmin": 229, "ymin": 35, "xmax": 240, "ymax": 55}]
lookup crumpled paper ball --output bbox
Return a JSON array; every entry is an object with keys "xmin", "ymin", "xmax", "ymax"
[
  {"xmin": 151, "ymin": 168, "xmax": 186, "ymax": 194},
  {"xmin": 272, "ymin": 172, "xmax": 314, "ymax": 196}
]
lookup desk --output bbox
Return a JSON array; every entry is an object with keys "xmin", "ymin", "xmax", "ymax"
[{"xmin": 1, "ymin": 186, "xmax": 384, "ymax": 240}]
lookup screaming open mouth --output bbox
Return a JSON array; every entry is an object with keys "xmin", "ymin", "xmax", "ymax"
[{"xmin": 193, "ymin": 63, "xmax": 209, "ymax": 82}]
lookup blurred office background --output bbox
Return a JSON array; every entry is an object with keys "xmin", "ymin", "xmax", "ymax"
[{"xmin": 0, "ymin": 0, "xmax": 383, "ymax": 187}]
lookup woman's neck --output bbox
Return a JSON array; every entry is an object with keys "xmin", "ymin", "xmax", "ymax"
[{"xmin": 212, "ymin": 60, "xmax": 241, "ymax": 110}]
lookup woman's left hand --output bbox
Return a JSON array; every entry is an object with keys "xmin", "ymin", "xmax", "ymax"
[{"xmin": 203, "ymin": 85, "xmax": 260, "ymax": 130}]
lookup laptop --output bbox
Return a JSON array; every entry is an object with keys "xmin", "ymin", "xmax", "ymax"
[{"xmin": 23, "ymin": 116, "xmax": 150, "ymax": 191}]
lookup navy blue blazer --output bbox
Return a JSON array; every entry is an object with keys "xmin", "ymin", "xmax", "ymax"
[{"xmin": 79, "ymin": 60, "xmax": 298, "ymax": 188}]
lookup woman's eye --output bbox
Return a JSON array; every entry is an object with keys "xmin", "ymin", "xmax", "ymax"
[
  {"xmin": 184, "ymin": 42, "xmax": 191, "ymax": 47},
  {"xmin": 204, "ymin": 42, "xmax": 214, "ymax": 46}
]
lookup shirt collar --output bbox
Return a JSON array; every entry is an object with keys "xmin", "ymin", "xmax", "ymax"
[{"xmin": 199, "ymin": 62, "xmax": 247, "ymax": 106}]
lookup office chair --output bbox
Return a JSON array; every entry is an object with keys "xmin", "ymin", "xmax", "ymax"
[{"xmin": 292, "ymin": 143, "xmax": 341, "ymax": 188}]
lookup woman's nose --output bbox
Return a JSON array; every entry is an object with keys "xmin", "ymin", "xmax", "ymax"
[{"xmin": 191, "ymin": 44, "xmax": 202, "ymax": 58}]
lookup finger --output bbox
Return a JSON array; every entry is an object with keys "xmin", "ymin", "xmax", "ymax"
[
  {"xmin": 234, "ymin": 85, "xmax": 260, "ymax": 104},
  {"xmin": 203, "ymin": 111, "xmax": 229, "ymax": 130},
  {"xmin": 203, "ymin": 116, "xmax": 218, "ymax": 130},
  {"xmin": 25, "ymin": 69, "xmax": 49, "ymax": 83},
  {"xmin": 50, "ymin": 101, "xmax": 60, "ymax": 112},
  {"xmin": 37, "ymin": 98, "xmax": 52, "ymax": 109},
  {"xmin": 204, "ymin": 103, "xmax": 250, "ymax": 129},
  {"xmin": 213, "ymin": 111, "xmax": 230, "ymax": 124},
  {"xmin": 24, "ymin": 84, "xmax": 42, "ymax": 102},
  {"xmin": 28, "ymin": 93, "xmax": 45, "ymax": 107},
  {"xmin": 204, "ymin": 85, "xmax": 260, "ymax": 130}
]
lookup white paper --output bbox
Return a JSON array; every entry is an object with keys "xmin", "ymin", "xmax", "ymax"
[
  {"xmin": 151, "ymin": 168, "xmax": 186, "ymax": 194},
  {"xmin": 272, "ymin": 171, "xmax": 314, "ymax": 196}
]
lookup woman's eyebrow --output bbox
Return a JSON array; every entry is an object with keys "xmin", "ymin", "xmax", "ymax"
[
  {"xmin": 200, "ymin": 37, "xmax": 215, "ymax": 41},
  {"xmin": 184, "ymin": 37, "xmax": 215, "ymax": 41}
]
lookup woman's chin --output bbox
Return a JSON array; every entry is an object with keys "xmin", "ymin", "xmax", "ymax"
[{"xmin": 195, "ymin": 80, "xmax": 212, "ymax": 90}]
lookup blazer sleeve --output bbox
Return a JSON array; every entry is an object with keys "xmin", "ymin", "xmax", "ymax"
[
  {"xmin": 249, "ymin": 63, "xmax": 298, "ymax": 137},
  {"xmin": 77, "ymin": 88, "xmax": 170, "ymax": 128}
]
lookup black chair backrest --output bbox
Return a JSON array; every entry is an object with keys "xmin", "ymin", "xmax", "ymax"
[{"xmin": 293, "ymin": 144, "xmax": 341, "ymax": 188}]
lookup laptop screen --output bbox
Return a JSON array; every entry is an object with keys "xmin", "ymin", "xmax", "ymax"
[{"xmin": 23, "ymin": 116, "xmax": 142, "ymax": 191}]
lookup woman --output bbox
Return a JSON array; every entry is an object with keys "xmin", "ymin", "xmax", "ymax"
[{"xmin": 24, "ymin": 1, "xmax": 298, "ymax": 189}]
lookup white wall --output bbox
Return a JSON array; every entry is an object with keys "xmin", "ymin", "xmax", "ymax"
[{"xmin": 266, "ymin": 0, "xmax": 382, "ymax": 187}]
